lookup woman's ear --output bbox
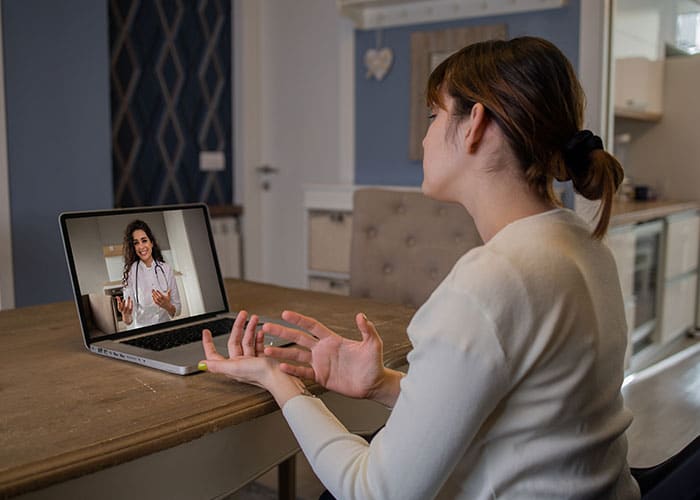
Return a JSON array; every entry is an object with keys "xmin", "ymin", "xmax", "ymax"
[{"xmin": 464, "ymin": 103, "xmax": 488, "ymax": 154}]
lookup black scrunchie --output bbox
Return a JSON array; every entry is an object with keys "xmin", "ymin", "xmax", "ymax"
[{"xmin": 563, "ymin": 130, "xmax": 604, "ymax": 177}]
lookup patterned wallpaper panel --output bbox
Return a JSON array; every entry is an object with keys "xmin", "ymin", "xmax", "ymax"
[{"xmin": 110, "ymin": 0, "xmax": 232, "ymax": 207}]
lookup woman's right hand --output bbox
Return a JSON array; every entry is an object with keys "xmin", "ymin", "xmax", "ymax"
[
  {"xmin": 116, "ymin": 296, "xmax": 133, "ymax": 324},
  {"xmin": 263, "ymin": 311, "xmax": 403, "ymax": 407}
]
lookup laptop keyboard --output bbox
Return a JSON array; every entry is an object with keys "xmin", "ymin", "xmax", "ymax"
[{"xmin": 122, "ymin": 317, "xmax": 243, "ymax": 351}]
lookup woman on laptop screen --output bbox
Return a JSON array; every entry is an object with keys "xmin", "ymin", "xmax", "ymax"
[
  {"xmin": 116, "ymin": 219, "xmax": 181, "ymax": 328},
  {"xmin": 199, "ymin": 37, "xmax": 639, "ymax": 499}
]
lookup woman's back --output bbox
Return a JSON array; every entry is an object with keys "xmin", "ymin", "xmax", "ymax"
[{"xmin": 407, "ymin": 208, "xmax": 639, "ymax": 498}]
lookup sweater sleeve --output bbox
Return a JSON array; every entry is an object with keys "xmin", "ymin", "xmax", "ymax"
[{"xmin": 282, "ymin": 284, "xmax": 511, "ymax": 500}]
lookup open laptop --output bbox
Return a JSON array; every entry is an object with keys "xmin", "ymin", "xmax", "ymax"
[{"xmin": 59, "ymin": 203, "xmax": 289, "ymax": 375}]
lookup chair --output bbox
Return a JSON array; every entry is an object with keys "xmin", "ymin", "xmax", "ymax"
[
  {"xmin": 631, "ymin": 434, "xmax": 700, "ymax": 499},
  {"xmin": 349, "ymin": 188, "xmax": 482, "ymax": 308}
]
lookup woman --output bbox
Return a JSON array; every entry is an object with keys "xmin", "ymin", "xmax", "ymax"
[
  {"xmin": 199, "ymin": 37, "xmax": 640, "ymax": 499},
  {"xmin": 116, "ymin": 219, "xmax": 181, "ymax": 328}
]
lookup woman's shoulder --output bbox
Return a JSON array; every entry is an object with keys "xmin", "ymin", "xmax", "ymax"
[
  {"xmin": 446, "ymin": 245, "xmax": 529, "ymax": 300},
  {"xmin": 158, "ymin": 260, "xmax": 173, "ymax": 272}
]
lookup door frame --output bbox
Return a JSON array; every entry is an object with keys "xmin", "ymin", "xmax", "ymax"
[
  {"xmin": 575, "ymin": 0, "xmax": 614, "ymax": 220},
  {"xmin": 0, "ymin": 0, "xmax": 16, "ymax": 309},
  {"xmin": 232, "ymin": 0, "xmax": 264, "ymax": 281}
]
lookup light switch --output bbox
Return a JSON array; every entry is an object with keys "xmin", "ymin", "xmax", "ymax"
[{"xmin": 199, "ymin": 150, "xmax": 225, "ymax": 171}]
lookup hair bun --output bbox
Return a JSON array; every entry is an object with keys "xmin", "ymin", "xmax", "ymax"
[{"xmin": 563, "ymin": 130, "xmax": 604, "ymax": 176}]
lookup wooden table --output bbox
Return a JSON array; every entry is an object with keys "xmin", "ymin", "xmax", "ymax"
[{"xmin": 0, "ymin": 280, "xmax": 414, "ymax": 499}]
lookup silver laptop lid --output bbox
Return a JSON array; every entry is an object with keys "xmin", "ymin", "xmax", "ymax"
[{"xmin": 59, "ymin": 203, "xmax": 229, "ymax": 347}]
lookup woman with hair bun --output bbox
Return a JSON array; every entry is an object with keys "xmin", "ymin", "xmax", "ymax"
[{"xmin": 199, "ymin": 37, "xmax": 639, "ymax": 499}]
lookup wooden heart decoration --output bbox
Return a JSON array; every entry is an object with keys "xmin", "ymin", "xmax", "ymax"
[{"xmin": 364, "ymin": 47, "xmax": 393, "ymax": 81}]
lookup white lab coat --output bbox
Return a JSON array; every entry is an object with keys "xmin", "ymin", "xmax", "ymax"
[{"xmin": 122, "ymin": 260, "xmax": 181, "ymax": 328}]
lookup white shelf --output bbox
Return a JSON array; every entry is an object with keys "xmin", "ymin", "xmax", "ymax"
[{"xmin": 338, "ymin": 0, "xmax": 566, "ymax": 30}]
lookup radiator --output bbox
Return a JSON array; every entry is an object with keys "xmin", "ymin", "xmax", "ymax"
[{"xmin": 211, "ymin": 217, "xmax": 241, "ymax": 279}]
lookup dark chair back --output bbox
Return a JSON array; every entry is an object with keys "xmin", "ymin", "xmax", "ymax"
[{"xmin": 631, "ymin": 434, "xmax": 700, "ymax": 499}]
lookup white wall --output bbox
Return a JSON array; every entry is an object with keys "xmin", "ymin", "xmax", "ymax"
[
  {"xmin": 615, "ymin": 55, "xmax": 700, "ymax": 201},
  {"xmin": 614, "ymin": 7, "xmax": 662, "ymax": 60}
]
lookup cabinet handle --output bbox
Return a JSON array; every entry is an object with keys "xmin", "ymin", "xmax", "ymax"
[{"xmin": 329, "ymin": 212, "xmax": 345, "ymax": 223}]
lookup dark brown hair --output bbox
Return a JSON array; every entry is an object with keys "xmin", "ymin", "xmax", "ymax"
[
  {"xmin": 121, "ymin": 219, "xmax": 165, "ymax": 284},
  {"xmin": 426, "ymin": 36, "xmax": 623, "ymax": 239}
]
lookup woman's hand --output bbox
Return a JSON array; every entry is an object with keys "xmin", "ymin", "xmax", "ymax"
[
  {"xmin": 263, "ymin": 311, "xmax": 403, "ymax": 407},
  {"xmin": 200, "ymin": 311, "xmax": 311, "ymax": 407},
  {"xmin": 152, "ymin": 289, "xmax": 176, "ymax": 316},
  {"xmin": 115, "ymin": 296, "xmax": 133, "ymax": 324}
]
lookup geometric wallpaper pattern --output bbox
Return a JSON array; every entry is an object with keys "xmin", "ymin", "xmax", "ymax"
[{"xmin": 109, "ymin": 0, "xmax": 232, "ymax": 207}]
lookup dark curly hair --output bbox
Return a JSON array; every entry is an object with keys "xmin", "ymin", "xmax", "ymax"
[{"xmin": 121, "ymin": 219, "xmax": 165, "ymax": 285}]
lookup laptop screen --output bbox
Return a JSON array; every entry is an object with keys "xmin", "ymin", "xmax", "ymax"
[{"xmin": 60, "ymin": 204, "xmax": 228, "ymax": 343}]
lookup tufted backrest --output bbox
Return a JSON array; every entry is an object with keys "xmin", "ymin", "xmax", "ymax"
[{"xmin": 350, "ymin": 188, "xmax": 482, "ymax": 308}]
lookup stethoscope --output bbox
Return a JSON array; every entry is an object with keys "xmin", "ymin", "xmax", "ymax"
[{"xmin": 133, "ymin": 260, "xmax": 167, "ymax": 307}]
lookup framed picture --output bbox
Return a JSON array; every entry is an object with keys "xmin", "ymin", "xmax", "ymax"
[{"xmin": 409, "ymin": 24, "xmax": 507, "ymax": 160}]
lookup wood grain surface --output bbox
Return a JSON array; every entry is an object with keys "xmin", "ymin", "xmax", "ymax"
[{"xmin": 0, "ymin": 280, "xmax": 414, "ymax": 498}]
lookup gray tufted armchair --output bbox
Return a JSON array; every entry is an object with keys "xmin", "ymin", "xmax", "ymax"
[{"xmin": 349, "ymin": 188, "xmax": 482, "ymax": 308}]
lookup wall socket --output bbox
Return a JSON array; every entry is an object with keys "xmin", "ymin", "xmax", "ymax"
[{"xmin": 199, "ymin": 150, "xmax": 225, "ymax": 171}]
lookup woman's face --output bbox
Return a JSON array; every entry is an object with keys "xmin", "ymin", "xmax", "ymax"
[
  {"xmin": 132, "ymin": 229, "xmax": 153, "ymax": 265},
  {"xmin": 421, "ymin": 95, "xmax": 468, "ymax": 201}
]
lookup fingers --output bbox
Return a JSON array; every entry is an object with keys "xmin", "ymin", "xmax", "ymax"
[
  {"xmin": 264, "ymin": 345, "xmax": 311, "ymax": 364},
  {"xmin": 255, "ymin": 329, "xmax": 265, "ymax": 356},
  {"xmin": 152, "ymin": 289, "xmax": 169, "ymax": 306},
  {"xmin": 241, "ymin": 315, "xmax": 259, "ymax": 357},
  {"xmin": 355, "ymin": 312, "xmax": 381, "ymax": 345},
  {"xmin": 229, "ymin": 311, "xmax": 247, "ymax": 357},
  {"xmin": 201, "ymin": 329, "xmax": 226, "ymax": 361},
  {"xmin": 262, "ymin": 322, "xmax": 316, "ymax": 348},
  {"xmin": 278, "ymin": 362, "xmax": 316, "ymax": 381},
  {"xmin": 280, "ymin": 310, "xmax": 335, "ymax": 340},
  {"xmin": 228, "ymin": 312, "xmax": 261, "ymax": 358},
  {"xmin": 117, "ymin": 297, "xmax": 133, "ymax": 314}
]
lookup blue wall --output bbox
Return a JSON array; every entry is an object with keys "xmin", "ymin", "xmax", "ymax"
[
  {"xmin": 4, "ymin": 0, "xmax": 112, "ymax": 307},
  {"xmin": 355, "ymin": 2, "xmax": 581, "ymax": 186}
]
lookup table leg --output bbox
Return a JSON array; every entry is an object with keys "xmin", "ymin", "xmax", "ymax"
[{"xmin": 277, "ymin": 454, "xmax": 296, "ymax": 500}]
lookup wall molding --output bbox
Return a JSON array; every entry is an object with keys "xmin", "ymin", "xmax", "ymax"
[
  {"xmin": 340, "ymin": 0, "xmax": 566, "ymax": 30},
  {"xmin": 0, "ymin": 0, "xmax": 15, "ymax": 309}
]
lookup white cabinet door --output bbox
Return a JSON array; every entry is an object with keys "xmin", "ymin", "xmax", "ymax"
[
  {"xmin": 607, "ymin": 224, "xmax": 637, "ymax": 367},
  {"xmin": 308, "ymin": 211, "xmax": 353, "ymax": 274},
  {"xmin": 608, "ymin": 225, "xmax": 636, "ymax": 300},
  {"xmin": 614, "ymin": 57, "xmax": 664, "ymax": 119},
  {"xmin": 664, "ymin": 212, "xmax": 700, "ymax": 279},
  {"xmin": 660, "ymin": 273, "xmax": 698, "ymax": 343}
]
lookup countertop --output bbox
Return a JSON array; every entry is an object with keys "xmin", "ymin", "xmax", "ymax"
[{"xmin": 610, "ymin": 199, "xmax": 699, "ymax": 227}]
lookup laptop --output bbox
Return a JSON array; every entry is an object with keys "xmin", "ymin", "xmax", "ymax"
[{"xmin": 59, "ymin": 203, "xmax": 289, "ymax": 375}]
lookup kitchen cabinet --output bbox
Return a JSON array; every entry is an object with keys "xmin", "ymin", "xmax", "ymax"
[
  {"xmin": 614, "ymin": 57, "xmax": 664, "ymax": 121},
  {"xmin": 659, "ymin": 210, "xmax": 700, "ymax": 342},
  {"xmin": 304, "ymin": 185, "xmax": 355, "ymax": 296},
  {"xmin": 607, "ymin": 224, "xmax": 637, "ymax": 367}
]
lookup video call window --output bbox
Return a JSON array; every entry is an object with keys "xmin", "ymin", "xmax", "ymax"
[{"xmin": 64, "ymin": 207, "xmax": 226, "ymax": 340}]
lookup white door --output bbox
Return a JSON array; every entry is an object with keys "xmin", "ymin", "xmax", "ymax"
[{"xmin": 233, "ymin": 0, "xmax": 354, "ymax": 288}]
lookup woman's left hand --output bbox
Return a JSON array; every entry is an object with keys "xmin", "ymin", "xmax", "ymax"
[
  {"xmin": 200, "ymin": 312, "xmax": 278, "ymax": 389},
  {"xmin": 152, "ymin": 289, "xmax": 175, "ymax": 315},
  {"xmin": 200, "ymin": 311, "xmax": 313, "ymax": 407}
]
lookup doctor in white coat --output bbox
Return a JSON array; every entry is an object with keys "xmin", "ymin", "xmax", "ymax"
[{"xmin": 116, "ymin": 219, "xmax": 181, "ymax": 328}]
